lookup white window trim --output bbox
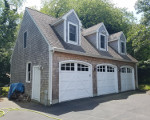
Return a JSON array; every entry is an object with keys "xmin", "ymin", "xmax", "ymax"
[
  {"xmin": 26, "ymin": 62, "xmax": 32, "ymax": 83},
  {"xmin": 99, "ymin": 33, "xmax": 107, "ymax": 51},
  {"xmin": 67, "ymin": 21, "xmax": 79, "ymax": 45}
]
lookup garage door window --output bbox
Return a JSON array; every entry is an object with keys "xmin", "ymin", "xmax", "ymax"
[
  {"xmin": 107, "ymin": 66, "xmax": 114, "ymax": 72},
  {"xmin": 121, "ymin": 67, "xmax": 126, "ymax": 73},
  {"xmin": 127, "ymin": 68, "xmax": 132, "ymax": 73},
  {"xmin": 77, "ymin": 64, "xmax": 89, "ymax": 71},
  {"xmin": 121, "ymin": 67, "xmax": 132, "ymax": 73},
  {"xmin": 61, "ymin": 63, "xmax": 75, "ymax": 71},
  {"xmin": 97, "ymin": 66, "xmax": 105, "ymax": 72}
]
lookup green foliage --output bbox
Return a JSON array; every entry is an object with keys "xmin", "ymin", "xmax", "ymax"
[
  {"xmin": 139, "ymin": 84, "xmax": 150, "ymax": 90},
  {"xmin": 135, "ymin": 0, "xmax": 150, "ymax": 25},
  {"xmin": 127, "ymin": 24, "xmax": 150, "ymax": 84},
  {"xmin": 0, "ymin": 87, "xmax": 9, "ymax": 97},
  {"xmin": 0, "ymin": 0, "xmax": 19, "ymax": 86},
  {"xmin": 40, "ymin": 0, "xmax": 136, "ymax": 35}
]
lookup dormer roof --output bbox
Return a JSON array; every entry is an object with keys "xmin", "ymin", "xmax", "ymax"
[
  {"xmin": 52, "ymin": 9, "xmax": 82, "ymax": 26},
  {"xmin": 109, "ymin": 31, "xmax": 123, "ymax": 42},
  {"xmin": 82, "ymin": 23, "xmax": 109, "ymax": 36}
]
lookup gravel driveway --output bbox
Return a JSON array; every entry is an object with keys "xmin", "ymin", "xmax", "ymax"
[{"xmin": 1, "ymin": 90, "xmax": 150, "ymax": 120}]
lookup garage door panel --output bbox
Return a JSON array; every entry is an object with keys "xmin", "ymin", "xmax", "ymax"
[
  {"xmin": 97, "ymin": 65, "xmax": 118, "ymax": 96},
  {"xmin": 59, "ymin": 62, "xmax": 92, "ymax": 102},
  {"xmin": 121, "ymin": 67, "xmax": 135, "ymax": 92}
]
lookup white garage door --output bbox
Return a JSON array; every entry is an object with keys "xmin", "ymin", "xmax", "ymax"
[
  {"xmin": 97, "ymin": 64, "xmax": 118, "ymax": 95},
  {"xmin": 59, "ymin": 61, "xmax": 93, "ymax": 102},
  {"xmin": 121, "ymin": 66, "xmax": 135, "ymax": 92}
]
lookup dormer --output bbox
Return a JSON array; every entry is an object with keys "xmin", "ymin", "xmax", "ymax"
[
  {"xmin": 109, "ymin": 31, "xmax": 126, "ymax": 55},
  {"xmin": 83, "ymin": 23, "xmax": 109, "ymax": 51},
  {"xmin": 52, "ymin": 9, "xmax": 82, "ymax": 46}
]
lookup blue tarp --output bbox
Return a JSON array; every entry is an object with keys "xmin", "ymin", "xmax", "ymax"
[{"xmin": 8, "ymin": 83, "xmax": 24, "ymax": 99}]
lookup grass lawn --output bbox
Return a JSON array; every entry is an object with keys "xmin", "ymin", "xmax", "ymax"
[
  {"xmin": 0, "ymin": 87, "xmax": 9, "ymax": 97},
  {"xmin": 139, "ymin": 84, "xmax": 150, "ymax": 91}
]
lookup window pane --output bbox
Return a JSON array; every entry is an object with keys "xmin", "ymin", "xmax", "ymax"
[
  {"xmin": 69, "ymin": 24, "xmax": 76, "ymax": 42},
  {"xmin": 24, "ymin": 32, "xmax": 27, "ymax": 48},
  {"xmin": 61, "ymin": 67, "xmax": 65, "ymax": 70},
  {"xmin": 28, "ymin": 63, "xmax": 31, "ymax": 71},
  {"xmin": 121, "ymin": 42, "xmax": 125, "ymax": 53},
  {"xmin": 61, "ymin": 63, "xmax": 74, "ymax": 71},
  {"xmin": 101, "ymin": 35, "xmax": 105, "ymax": 49},
  {"xmin": 77, "ymin": 63, "xmax": 89, "ymax": 71},
  {"xmin": 27, "ymin": 63, "xmax": 31, "ymax": 82}
]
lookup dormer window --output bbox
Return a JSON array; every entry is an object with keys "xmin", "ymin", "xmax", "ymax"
[
  {"xmin": 99, "ymin": 34, "xmax": 106, "ymax": 51},
  {"xmin": 68, "ymin": 22, "xmax": 78, "ymax": 45}
]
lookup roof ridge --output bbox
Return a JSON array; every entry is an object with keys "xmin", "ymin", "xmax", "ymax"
[
  {"xmin": 26, "ymin": 7, "xmax": 57, "ymax": 20},
  {"xmin": 109, "ymin": 31, "xmax": 123, "ymax": 36}
]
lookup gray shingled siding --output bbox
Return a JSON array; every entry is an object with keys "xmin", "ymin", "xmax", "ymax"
[
  {"xmin": 11, "ymin": 10, "xmax": 50, "ymax": 105},
  {"xmin": 109, "ymin": 40, "xmax": 119, "ymax": 52},
  {"xmin": 54, "ymin": 21, "xmax": 64, "ymax": 40},
  {"xmin": 86, "ymin": 33, "xmax": 97, "ymax": 48},
  {"xmin": 120, "ymin": 34, "xmax": 126, "ymax": 41},
  {"xmin": 98, "ymin": 25, "xmax": 107, "ymax": 35},
  {"xmin": 66, "ymin": 12, "xmax": 80, "ymax": 44}
]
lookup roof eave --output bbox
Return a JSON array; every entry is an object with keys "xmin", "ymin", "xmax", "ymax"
[{"xmin": 53, "ymin": 47, "xmax": 137, "ymax": 63}]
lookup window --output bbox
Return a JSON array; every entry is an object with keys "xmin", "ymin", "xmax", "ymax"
[
  {"xmin": 100, "ymin": 35, "xmax": 105, "ymax": 49},
  {"xmin": 61, "ymin": 63, "xmax": 75, "ymax": 71},
  {"xmin": 97, "ymin": 66, "xmax": 105, "ymax": 72},
  {"xmin": 24, "ymin": 32, "xmax": 27, "ymax": 48},
  {"xmin": 121, "ymin": 67, "xmax": 126, "ymax": 73},
  {"xmin": 26, "ymin": 62, "xmax": 31, "ymax": 83},
  {"xmin": 68, "ymin": 22, "xmax": 79, "ymax": 45},
  {"xmin": 121, "ymin": 42, "xmax": 125, "ymax": 53},
  {"xmin": 69, "ymin": 24, "xmax": 76, "ymax": 42},
  {"xmin": 127, "ymin": 68, "xmax": 132, "ymax": 73},
  {"xmin": 77, "ymin": 64, "xmax": 89, "ymax": 71},
  {"xmin": 107, "ymin": 66, "xmax": 114, "ymax": 72}
]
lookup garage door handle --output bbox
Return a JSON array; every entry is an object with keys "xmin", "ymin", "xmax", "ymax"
[{"xmin": 89, "ymin": 74, "xmax": 91, "ymax": 77}]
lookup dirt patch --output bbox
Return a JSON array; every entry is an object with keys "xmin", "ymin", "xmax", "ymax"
[{"xmin": 0, "ymin": 98, "xmax": 4, "ymax": 102}]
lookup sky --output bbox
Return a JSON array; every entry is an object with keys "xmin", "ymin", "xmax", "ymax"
[{"xmin": 19, "ymin": 0, "xmax": 142, "ymax": 21}]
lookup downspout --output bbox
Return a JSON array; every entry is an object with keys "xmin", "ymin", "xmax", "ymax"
[{"xmin": 49, "ymin": 48, "xmax": 54, "ymax": 105}]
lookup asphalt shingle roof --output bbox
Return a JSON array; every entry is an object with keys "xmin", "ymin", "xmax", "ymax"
[
  {"xmin": 109, "ymin": 31, "xmax": 123, "ymax": 41},
  {"xmin": 26, "ymin": 8, "xmax": 137, "ymax": 63},
  {"xmin": 82, "ymin": 23, "xmax": 103, "ymax": 36}
]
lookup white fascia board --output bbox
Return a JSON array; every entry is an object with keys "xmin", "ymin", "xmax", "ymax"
[
  {"xmin": 53, "ymin": 47, "xmax": 137, "ymax": 63},
  {"xmin": 26, "ymin": 8, "xmax": 53, "ymax": 51}
]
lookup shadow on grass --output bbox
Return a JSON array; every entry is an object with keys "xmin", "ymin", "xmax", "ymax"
[{"xmin": 13, "ymin": 90, "xmax": 146, "ymax": 116}]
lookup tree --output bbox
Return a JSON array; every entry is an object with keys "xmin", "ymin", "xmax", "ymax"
[
  {"xmin": 127, "ymin": 24, "xmax": 150, "ymax": 83},
  {"xmin": 0, "ymin": 0, "xmax": 19, "ymax": 86},
  {"xmin": 135, "ymin": 0, "xmax": 150, "ymax": 26},
  {"xmin": 40, "ymin": 0, "xmax": 136, "ymax": 35}
]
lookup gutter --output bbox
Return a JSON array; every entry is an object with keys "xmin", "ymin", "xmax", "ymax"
[{"xmin": 53, "ymin": 47, "xmax": 137, "ymax": 63}]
